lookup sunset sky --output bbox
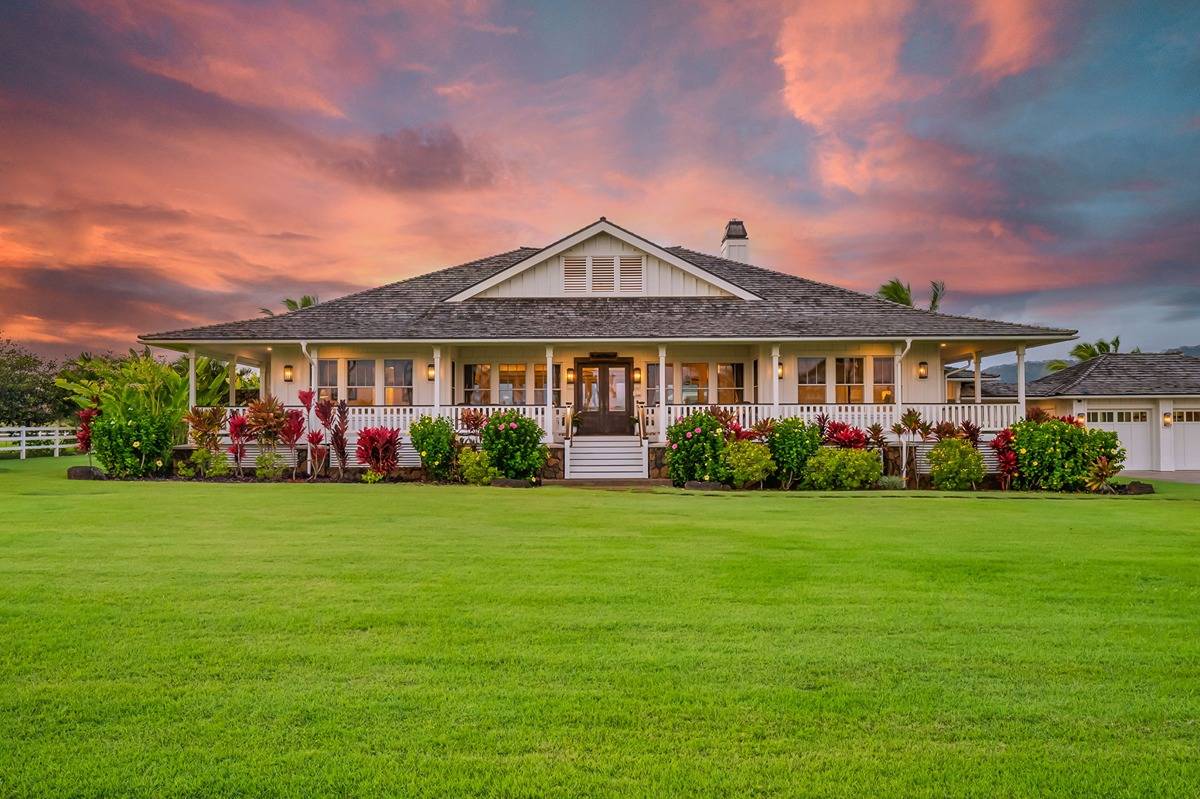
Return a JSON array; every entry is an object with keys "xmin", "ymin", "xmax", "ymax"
[{"xmin": 2, "ymin": 0, "xmax": 1198, "ymax": 361}]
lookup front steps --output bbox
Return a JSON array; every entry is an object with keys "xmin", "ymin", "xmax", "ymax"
[{"xmin": 566, "ymin": 436, "xmax": 648, "ymax": 479}]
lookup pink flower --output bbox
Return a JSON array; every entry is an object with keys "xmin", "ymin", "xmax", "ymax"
[
  {"xmin": 694, "ymin": 427, "xmax": 701, "ymax": 434},
  {"xmin": 671, "ymin": 443, "xmax": 678, "ymax": 450},
  {"xmin": 685, "ymin": 431, "xmax": 693, "ymax": 439},
  {"xmin": 510, "ymin": 421, "xmax": 518, "ymax": 429}
]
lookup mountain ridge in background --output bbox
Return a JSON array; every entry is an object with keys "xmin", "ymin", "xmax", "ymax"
[{"xmin": 988, "ymin": 345, "xmax": 1200, "ymax": 384}]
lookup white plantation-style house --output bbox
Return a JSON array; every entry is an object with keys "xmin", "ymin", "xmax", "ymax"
[{"xmin": 140, "ymin": 218, "xmax": 1196, "ymax": 477}]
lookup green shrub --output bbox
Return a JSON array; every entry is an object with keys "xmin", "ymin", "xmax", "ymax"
[
  {"xmin": 665, "ymin": 411, "xmax": 728, "ymax": 486},
  {"xmin": 361, "ymin": 469, "xmax": 384, "ymax": 484},
  {"xmin": 410, "ymin": 415, "xmax": 457, "ymax": 481},
  {"xmin": 927, "ymin": 438, "xmax": 985, "ymax": 490},
  {"xmin": 1010, "ymin": 418, "xmax": 1124, "ymax": 492},
  {"xmin": 480, "ymin": 410, "xmax": 547, "ymax": 479},
  {"xmin": 724, "ymin": 439, "xmax": 774, "ymax": 488},
  {"xmin": 254, "ymin": 451, "xmax": 286, "ymax": 481},
  {"xmin": 876, "ymin": 474, "xmax": 906, "ymax": 491},
  {"xmin": 176, "ymin": 447, "xmax": 230, "ymax": 479},
  {"xmin": 802, "ymin": 447, "xmax": 883, "ymax": 490},
  {"xmin": 768, "ymin": 418, "xmax": 823, "ymax": 489},
  {"xmin": 91, "ymin": 415, "xmax": 175, "ymax": 478},
  {"xmin": 459, "ymin": 447, "xmax": 501, "ymax": 486}
]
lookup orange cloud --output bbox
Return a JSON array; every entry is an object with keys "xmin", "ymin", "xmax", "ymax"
[{"xmin": 967, "ymin": 0, "xmax": 1058, "ymax": 81}]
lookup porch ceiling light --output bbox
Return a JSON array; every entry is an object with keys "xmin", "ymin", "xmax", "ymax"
[
  {"xmin": 1164, "ymin": 412, "xmax": 1174, "ymax": 427},
  {"xmin": 426, "ymin": 363, "xmax": 436, "ymax": 381},
  {"xmin": 917, "ymin": 361, "xmax": 929, "ymax": 379},
  {"xmin": 566, "ymin": 367, "xmax": 575, "ymax": 385},
  {"xmin": 282, "ymin": 364, "xmax": 294, "ymax": 382},
  {"xmin": 633, "ymin": 366, "xmax": 642, "ymax": 384}
]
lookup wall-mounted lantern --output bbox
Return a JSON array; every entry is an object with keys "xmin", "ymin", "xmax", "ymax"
[
  {"xmin": 1076, "ymin": 413, "xmax": 1087, "ymax": 426},
  {"xmin": 566, "ymin": 367, "xmax": 576, "ymax": 385},
  {"xmin": 426, "ymin": 363, "xmax": 436, "ymax": 381},
  {"xmin": 777, "ymin": 362, "xmax": 784, "ymax": 379},
  {"xmin": 632, "ymin": 366, "xmax": 642, "ymax": 384},
  {"xmin": 1164, "ymin": 412, "xmax": 1174, "ymax": 427},
  {"xmin": 282, "ymin": 364, "xmax": 294, "ymax": 382},
  {"xmin": 917, "ymin": 361, "xmax": 929, "ymax": 379}
]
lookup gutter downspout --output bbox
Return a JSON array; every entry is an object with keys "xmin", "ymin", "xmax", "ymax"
[
  {"xmin": 299, "ymin": 340, "xmax": 315, "ymax": 474},
  {"xmin": 896, "ymin": 338, "xmax": 913, "ymax": 482}
]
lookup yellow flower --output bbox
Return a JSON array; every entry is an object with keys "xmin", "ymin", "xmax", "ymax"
[
  {"xmin": 1019, "ymin": 448, "xmax": 1027, "ymax": 454},
  {"xmin": 420, "ymin": 450, "xmax": 427, "ymax": 457},
  {"xmin": 155, "ymin": 459, "xmax": 163, "ymax": 467},
  {"xmin": 132, "ymin": 441, "xmax": 141, "ymax": 448}
]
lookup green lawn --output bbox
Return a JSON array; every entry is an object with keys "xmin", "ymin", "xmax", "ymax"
[{"xmin": 1, "ymin": 457, "xmax": 1198, "ymax": 797}]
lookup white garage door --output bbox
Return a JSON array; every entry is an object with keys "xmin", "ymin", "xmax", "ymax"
[
  {"xmin": 1174, "ymin": 409, "xmax": 1200, "ymax": 469},
  {"xmin": 1087, "ymin": 410, "xmax": 1152, "ymax": 470}
]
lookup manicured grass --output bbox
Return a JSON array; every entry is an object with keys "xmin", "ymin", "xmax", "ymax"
[{"xmin": 1, "ymin": 456, "xmax": 1198, "ymax": 797}]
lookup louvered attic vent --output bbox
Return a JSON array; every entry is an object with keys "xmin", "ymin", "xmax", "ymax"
[{"xmin": 561, "ymin": 254, "xmax": 644, "ymax": 294}]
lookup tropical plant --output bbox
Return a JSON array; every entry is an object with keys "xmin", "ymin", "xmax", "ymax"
[
  {"xmin": 76, "ymin": 407, "xmax": 100, "ymax": 463},
  {"xmin": 1086, "ymin": 456, "xmax": 1121, "ymax": 494},
  {"xmin": 410, "ymin": 415, "xmax": 456, "ymax": 481},
  {"xmin": 280, "ymin": 409, "xmax": 305, "ymax": 480},
  {"xmin": 330, "ymin": 401, "xmax": 350, "ymax": 479},
  {"xmin": 724, "ymin": 439, "xmax": 775, "ymax": 489},
  {"xmin": 824, "ymin": 420, "xmax": 868, "ymax": 449},
  {"xmin": 259, "ymin": 294, "xmax": 319, "ymax": 316},
  {"xmin": 459, "ymin": 447, "xmax": 501, "ymax": 486},
  {"xmin": 457, "ymin": 408, "xmax": 490, "ymax": 441},
  {"xmin": 305, "ymin": 430, "xmax": 327, "ymax": 478},
  {"xmin": 227, "ymin": 411, "xmax": 250, "ymax": 477},
  {"xmin": 802, "ymin": 447, "xmax": 883, "ymax": 490},
  {"xmin": 245, "ymin": 396, "xmax": 287, "ymax": 455},
  {"xmin": 876, "ymin": 475, "xmax": 906, "ymax": 490},
  {"xmin": 767, "ymin": 418, "xmax": 823, "ymax": 489},
  {"xmin": 893, "ymin": 408, "xmax": 925, "ymax": 482},
  {"xmin": 481, "ymin": 410, "xmax": 547, "ymax": 480},
  {"xmin": 927, "ymin": 438, "xmax": 985, "ymax": 490},
  {"xmin": 254, "ymin": 451, "xmax": 286, "ymax": 480},
  {"xmin": 89, "ymin": 414, "xmax": 176, "ymax": 478},
  {"xmin": 990, "ymin": 428, "xmax": 1018, "ymax": 491},
  {"xmin": 959, "ymin": 419, "xmax": 982, "ymax": 448},
  {"xmin": 865, "ymin": 423, "xmax": 887, "ymax": 450},
  {"xmin": 176, "ymin": 447, "xmax": 230, "ymax": 479},
  {"xmin": 1047, "ymin": 336, "xmax": 1133, "ymax": 372},
  {"xmin": 877, "ymin": 278, "xmax": 946, "ymax": 311},
  {"xmin": 931, "ymin": 420, "xmax": 961, "ymax": 441},
  {"xmin": 355, "ymin": 425, "xmax": 401, "ymax": 478},
  {"xmin": 665, "ymin": 410, "xmax": 729, "ymax": 486},
  {"xmin": 1001, "ymin": 417, "xmax": 1125, "ymax": 492},
  {"xmin": 184, "ymin": 406, "xmax": 226, "ymax": 453}
]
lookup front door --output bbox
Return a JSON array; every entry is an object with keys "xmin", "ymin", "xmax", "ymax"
[{"xmin": 575, "ymin": 358, "xmax": 633, "ymax": 435}]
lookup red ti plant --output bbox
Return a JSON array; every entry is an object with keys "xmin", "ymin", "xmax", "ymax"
[
  {"xmin": 931, "ymin": 420, "xmax": 961, "ymax": 442},
  {"xmin": 76, "ymin": 407, "xmax": 100, "ymax": 462},
  {"xmin": 305, "ymin": 430, "xmax": 326, "ymax": 479},
  {"xmin": 356, "ymin": 425, "xmax": 401, "ymax": 478},
  {"xmin": 227, "ymin": 411, "xmax": 250, "ymax": 477},
  {"xmin": 184, "ymin": 406, "xmax": 227, "ymax": 453},
  {"xmin": 959, "ymin": 419, "xmax": 982, "ymax": 448},
  {"xmin": 314, "ymin": 398, "xmax": 334, "ymax": 431},
  {"xmin": 865, "ymin": 423, "xmax": 887, "ymax": 450},
  {"xmin": 280, "ymin": 409, "xmax": 305, "ymax": 480},
  {"xmin": 990, "ymin": 428, "xmax": 1018, "ymax": 490},
  {"xmin": 330, "ymin": 400, "xmax": 350, "ymax": 479},
  {"xmin": 814, "ymin": 412, "xmax": 831, "ymax": 439},
  {"xmin": 298, "ymin": 389, "xmax": 315, "ymax": 414},
  {"xmin": 457, "ymin": 408, "xmax": 490, "ymax": 442},
  {"xmin": 824, "ymin": 420, "xmax": 868, "ymax": 449},
  {"xmin": 245, "ymin": 396, "xmax": 287, "ymax": 456}
]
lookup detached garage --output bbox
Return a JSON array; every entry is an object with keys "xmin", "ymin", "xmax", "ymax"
[{"xmin": 1019, "ymin": 352, "xmax": 1200, "ymax": 473}]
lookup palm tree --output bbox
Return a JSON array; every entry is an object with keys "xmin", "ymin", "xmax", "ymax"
[
  {"xmin": 1047, "ymin": 336, "xmax": 1131, "ymax": 372},
  {"xmin": 260, "ymin": 295, "xmax": 319, "ymax": 316},
  {"xmin": 877, "ymin": 278, "xmax": 946, "ymax": 311}
]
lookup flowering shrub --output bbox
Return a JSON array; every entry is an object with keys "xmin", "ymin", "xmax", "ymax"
[
  {"xmin": 90, "ymin": 414, "xmax": 175, "ymax": 478},
  {"xmin": 410, "ymin": 415, "xmax": 456, "ymax": 481},
  {"xmin": 355, "ymin": 425, "xmax": 401, "ymax": 477},
  {"xmin": 823, "ymin": 420, "xmax": 868, "ymax": 449},
  {"xmin": 724, "ymin": 439, "xmax": 775, "ymax": 488},
  {"xmin": 767, "ymin": 418, "xmax": 823, "ymax": 489},
  {"xmin": 802, "ymin": 447, "xmax": 883, "ymax": 490},
  {"xmin": 993, "ymin": 418, "xmax": 1124, "ymax": 492},
  {"xmin": 459, "ymin": 447, "xmax": 500, "ymax": 485},
  {"xmin": 927, "ymin": 438, "xmax": 985, "ymax": 490},
  {"xmin": 481, "ymin": 410, "xmax": 547, "ymax": 480},
  {"xmin": 665, "ymin": 411, "xmax": 728, "ymax": 486}
]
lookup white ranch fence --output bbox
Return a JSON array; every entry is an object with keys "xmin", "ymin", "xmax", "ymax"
[{"xmin": 0, "ymin": 426, "xmax": 78, "ymax": 459}]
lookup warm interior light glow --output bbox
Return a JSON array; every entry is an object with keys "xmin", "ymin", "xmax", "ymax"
[
  {"xmin": 777, "ymin": 362, "xmax": 784, "ymax": 379},
  {"xmin": 282, "ymin": 364, "xmax": 294, "ymax": 382},
  {"xmin": 917, "ymin": 361, "xmax": 929, "ymax": 379},
  {"xmin": 426, "ymin": 363, "xmax": 435, "ymax": 381},
  {"xmin": 1164, "ymin": 412, "xmax": 1174, "ymax": 427},
  {"xmin": 566, "ymin": 367, "xmax": 575, "ymax": 384},
  {"xmin": 632, "ymin": 366, "xmax": 642, "ymax": 384}
]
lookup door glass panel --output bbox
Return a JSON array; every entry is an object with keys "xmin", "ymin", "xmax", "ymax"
[
  {"xmin": 581, "ymin": 366, "xmax": 601, "ymax": 410},
  {"xmin": 608, "ymin": 367, "xmax": 627, "ymax": 412}
]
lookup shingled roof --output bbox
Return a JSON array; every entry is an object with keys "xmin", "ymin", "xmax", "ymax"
[
  {"xmin": 1024, "ymin": 353, "xmax": 1200, "ymax": 397},
  {"xmin": 141, "ymin": 232, "xmax": 1076, "ymax": 343}
]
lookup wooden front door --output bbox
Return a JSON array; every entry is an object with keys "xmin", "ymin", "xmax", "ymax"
[{"xmin": 574, "ymin": 357, "xmax": 634, "ymax": 435}]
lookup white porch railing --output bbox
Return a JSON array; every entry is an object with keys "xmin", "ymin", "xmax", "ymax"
[
  {"xmin": 0, "ymin": 426, "xmax": 78, "ymax": 459},
  {"xmin": 645, "ymin": 403, "xmax": 1020, "ymax": 436}
]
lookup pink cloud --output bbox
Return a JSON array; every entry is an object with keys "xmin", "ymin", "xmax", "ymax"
[{"xmin": 965, "ymin": 0, "xmax": 1058, "ymax": 81}]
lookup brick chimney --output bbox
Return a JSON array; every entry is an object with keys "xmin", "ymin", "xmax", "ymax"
[{"xmin": 720, "ymin": 219, "xmax": 749, "ymax": 263}]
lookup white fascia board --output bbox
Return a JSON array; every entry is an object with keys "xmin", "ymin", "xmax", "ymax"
[
  {"xmin": 443, "ymin": 219, "xmax": 761, "ymax": 302},
  {"xmin": 141, "ymin": 333, "xmax": 1073, "ymax": 347}
]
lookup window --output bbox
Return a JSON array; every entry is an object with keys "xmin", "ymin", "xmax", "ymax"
[
  {"xmin": 384, "ymin": 359, "xmax": 412, "ymax": 406},
  {"xmin": 835, "ymin": 357, "xmax": 864, "ymax": 404},
  {"xmin": 797, "ymin": 357, "xmax": 826, "ymax": 404},
  {"xmin": 1118, "ymin": 411, "xmax": 1147, "ymax": 423},
  {"xmin": 498, "ymin": 363, "xmax": 527, "ymax": 406},
  {"xmin": 873, "ymin": 357, "xmax": 895, "ymax": 403},
  {"xmin": 317, "ymin": 359, "xmax": 338, "ymax": 401},
  {"xmin": 534, "ymin": 364, "xmax": 562, "ymax": 406},
  {"xmin": 1175, "ymin": 410, "xmax": 1200, "ymax": 423},
  {"xmin": 463, "ymin": 363, "xmax": 491, "ymax": 404},
  {"xmin": 717, "ymin": 363, "xmax": 745, "ymax": 404},
  {"xmin": 1087, "ymin": 411, "xmax": 1113, "ymax": 423},
  {"xmin": 681, "ymin": 363, "xmax": 709, "ymax": 404},
  {"xmin": 752, "ymin": 359, "xmax": 759, "ymax": 403},
  {"xmin": 647, "ymin": 363, "xmax": 674, "ymax": 405},
  {"xmin": 347, "ymin": 359, "xmax": 375, "ymax": 406}
]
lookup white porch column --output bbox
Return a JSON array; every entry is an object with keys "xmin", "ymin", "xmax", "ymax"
[
  {"xmin": 227, "ymin": 359, "xmax": 237, "ymax": 406},
  {"xmin": 544, "ymin": 345, "xmax": 554, "ymax": 443},
  {"xmin": 1016, "ymin": 345, "xmax": 1026, "ymax": 417},
  {"xmin": 433, "ymin": 345, "xmax": 442, "ymax": 417},
  {"xmin": 771, "ymin": 344, "xmax": 781, "ymax": 416},
  {"xmin": 893, "ymin": 343, "xmax": 903, "ymax": 410},
  {"xmin": 187, "ymin": 348, "xmax": 197, "ymax": 408},
  {"xmin": 973, "ymin": 351, "xmax": 982, "ymax": 405},
  {"xmin": 658, "ymin": 344, "xmax": 668, "ymax": 443}
]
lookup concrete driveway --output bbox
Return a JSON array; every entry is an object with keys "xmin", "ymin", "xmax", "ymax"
[{"xmin": 1124, "ymin": 470, "xmax": 1200, "ymax": 484}]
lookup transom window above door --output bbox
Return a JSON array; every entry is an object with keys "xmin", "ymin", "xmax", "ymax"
[{"xmin": 562, "ymin": 254, "xmax": 645, "ymax": 294}]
